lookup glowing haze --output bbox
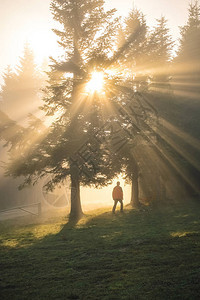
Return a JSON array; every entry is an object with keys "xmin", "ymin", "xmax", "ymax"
[
  {"xmin": 0, "ymin": 0, "xmax": 196, "ymax": 214},
  {"xmin": 0, "ymin": 0, "xmax": 189, "ymax": 84}
]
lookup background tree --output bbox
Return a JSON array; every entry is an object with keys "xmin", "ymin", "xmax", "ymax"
[
  {"xmin": 0, "ymin": 43, "xmax": 44, "ymax": 125},
  {"xmin": 105, "ymin": 9, "xmax": 161, "ymax": 207},
  {"xmin": 0, "ymin": 44, "xmax": 47, "ymax": 209},
  {"xmin": 173, "ymin": 1, "xmax": 200, "ymax": 91},
  {"xmin": 147, "ymin": 16, "xmax": 174, "ymax": 92},
  {"xmin": 0, "ymin": 66, "xmax": 16, "ymax": 113},
  {"xmin": 141, "ymin": 4, "xmax": 200, "ymax": 202},
  {"xmin": 113, "ymin": 8, "xmax": 149, "ymax": 91}
]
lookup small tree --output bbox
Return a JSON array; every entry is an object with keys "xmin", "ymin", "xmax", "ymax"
[
  {"xmin": 0, "ymin": 43, "xmax": 43, "ymax": 123},
  {"xmin": 174, "ymin": 1, "xmax": 200, "ymax": 85},
  {"xmin": 0, "ymin": 66, "xmax": 17, "ymax": 113},
  {"xmin": 148, "ymin": 16, "xmax": 174, "ymax": 91}
]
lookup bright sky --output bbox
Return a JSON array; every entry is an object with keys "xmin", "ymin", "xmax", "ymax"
[{"xmin": 0, "ymin": 0, "xmax": 189, "ymax": 84}]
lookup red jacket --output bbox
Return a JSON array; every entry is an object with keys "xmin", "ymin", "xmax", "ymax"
[{"xmin": 112, "ymin": 186, "xmax": 123, "ymax": 200}]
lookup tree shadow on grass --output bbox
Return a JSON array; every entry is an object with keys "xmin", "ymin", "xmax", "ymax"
[{"xmin": 1, "ymin": 201, "xmax": 200, "ymax": 299}]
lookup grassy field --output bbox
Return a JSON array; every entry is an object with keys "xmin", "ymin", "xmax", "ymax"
[{"xmin": 0, "ymin": 200, "xmax": 200, "ymax": 299}]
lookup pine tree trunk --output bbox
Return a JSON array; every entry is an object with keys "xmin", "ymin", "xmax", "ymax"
[
  {"xmin": 70, "ymin": 163, "xmax": 83, "ymax": 220},
  {"xmin": 69, "ymin": 38, "xmax": 83, "ymax": 221},
  {"xmin": 129, "ymin": 157, "xmax": 140, "ymax": 208},
  {"xmin": 130, "ymin": 174, "xmax": 140, "ymax": 208}
]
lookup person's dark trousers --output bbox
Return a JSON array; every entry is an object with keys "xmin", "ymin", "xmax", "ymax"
[{"xmin": 112, "ymin": 199, "xmax": 123, "ymax": 213}]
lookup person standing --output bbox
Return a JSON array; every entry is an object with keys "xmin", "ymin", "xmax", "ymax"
[{"xmin": 112, "ymin": 181, "xmax": 123, "ymax": 214}]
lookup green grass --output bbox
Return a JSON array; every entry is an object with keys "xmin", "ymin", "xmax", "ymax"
[{"xmin": 0, "ymin": 201, "xmax": 200, "ymax": 299}]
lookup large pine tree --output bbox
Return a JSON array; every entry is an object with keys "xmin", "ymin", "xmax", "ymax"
[
  {"xmin": 5, "ymin": 0, "xmax": 122, "ymax": 220},
  {"xmin": 4, "ymin": 1, "xmax": 166, "ymax": 216}
]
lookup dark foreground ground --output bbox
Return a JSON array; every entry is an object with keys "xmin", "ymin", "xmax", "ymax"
[{"xmin": 0, "ymin": 200, "xmax": 200, "ymax": 299}]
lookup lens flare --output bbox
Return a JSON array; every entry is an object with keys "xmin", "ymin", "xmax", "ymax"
[{"xmin": 86, "ymin": 71, "xmax": 105, "ymax": 93}]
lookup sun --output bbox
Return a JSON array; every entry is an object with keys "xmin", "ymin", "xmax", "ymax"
[{"xmin": 86, "ymin": 71, "xmax": 105, "ymax": 94}]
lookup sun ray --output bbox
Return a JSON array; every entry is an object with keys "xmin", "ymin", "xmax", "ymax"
[{"xmin": 86, "ymin": 71, "xmax": 105, "ymax": 94}]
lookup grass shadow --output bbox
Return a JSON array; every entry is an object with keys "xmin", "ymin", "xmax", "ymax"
[{"xmin": 0, "ymin": 201, "xmax": 200, "ymax": 299}]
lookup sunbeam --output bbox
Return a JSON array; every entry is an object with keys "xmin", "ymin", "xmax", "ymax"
[{"xmin": 86, "ymin": 71, "xmax": 105, "ymax": 94}]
